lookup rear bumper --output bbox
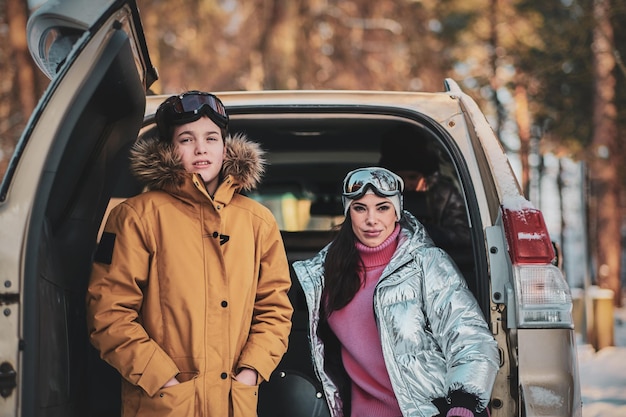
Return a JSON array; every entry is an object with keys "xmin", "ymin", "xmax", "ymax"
[{"xmin": 518, "ymin": 328, "xmax": 582, "ymax": 417}]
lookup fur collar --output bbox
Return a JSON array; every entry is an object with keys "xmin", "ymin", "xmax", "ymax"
[{"xmin": 129, "ymin": 132, "xmax": 266, "ymax": 193}]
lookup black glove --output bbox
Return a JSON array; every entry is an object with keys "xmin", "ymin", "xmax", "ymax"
[{"xmin": 432, "ymin": 390, "xmax": 489, "ymax": 417}]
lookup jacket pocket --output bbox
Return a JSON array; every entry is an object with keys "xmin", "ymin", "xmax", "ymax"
[
  {"xmin": 230, "ymin": 378, "xmax": 258, "ymax": 417},
  {"xmin": 135, "ymin": 377, "xmax": 197, "ymax": 417}
]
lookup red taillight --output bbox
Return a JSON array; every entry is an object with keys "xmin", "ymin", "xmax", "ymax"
[
  {"xmin": 502, "ymin": 205, "xmax": 573, "ymax": 328},
  {"xmin": 502, "ymin": 206, "xmax": 555, "ymax": 264}
]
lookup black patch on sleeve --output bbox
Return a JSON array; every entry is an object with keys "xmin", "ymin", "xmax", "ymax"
[{"xmin": 94, "ymin": 232, "xmax": 116, "ymax": 265}]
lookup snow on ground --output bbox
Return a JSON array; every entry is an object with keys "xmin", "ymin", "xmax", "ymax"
[{"xmin": 577, "ymin": 301, "xmax": 626, "ymax": 417}]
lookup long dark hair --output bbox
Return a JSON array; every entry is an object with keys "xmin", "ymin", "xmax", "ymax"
[{"xmin": 321, "ymin": 215, "xmax": 363, "ymax": 318}]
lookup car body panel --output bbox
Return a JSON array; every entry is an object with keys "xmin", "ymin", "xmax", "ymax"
[
  {"xmin": 518, "ymin": 328, "xmax": 581, "ymax": 416},
  {"xmin": 0, "ymin": 1, "xmax": 152, "ymax": 416}
]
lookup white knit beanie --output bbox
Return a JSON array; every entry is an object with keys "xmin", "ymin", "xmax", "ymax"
[{"xmin": 343, "ymin": 189, "xmax": 402, "ymax": 222}]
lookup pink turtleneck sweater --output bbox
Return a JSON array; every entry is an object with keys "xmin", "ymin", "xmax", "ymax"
[{"xmin": 327, "ymin": 224, "xmax": 402, "ymax": 417}]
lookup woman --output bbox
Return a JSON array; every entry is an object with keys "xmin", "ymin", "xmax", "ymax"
[
  {"xmin": 86, "ymin": 91, "xmax": 293, "ymax": 417},
  {"xmin": 293, "ymin": 167, "xmax": 498, "ymax": 417}
]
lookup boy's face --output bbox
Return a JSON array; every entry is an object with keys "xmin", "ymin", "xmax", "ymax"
[{"xmin": 172, "ymin": 116, "xmax": 226, "ymax": 195}]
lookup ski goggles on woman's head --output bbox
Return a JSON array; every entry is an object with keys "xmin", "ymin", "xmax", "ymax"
[
  {"xmin": 342, "ymin": 167, "xmax": 404, "ymax": 199},
  {"xmin": 155, "ymin": 91, "xmax": 229, "ymax": 140}
]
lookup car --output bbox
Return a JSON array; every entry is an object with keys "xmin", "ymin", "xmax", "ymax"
[{"xmin": 0, "ymin": 0, "xmax": 581, "ymax": 416}]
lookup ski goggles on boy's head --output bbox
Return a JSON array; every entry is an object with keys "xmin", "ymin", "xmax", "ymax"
[
  {"xmin": 342, "ymin": 167, "xmax": 404, "ymax": 199},
  {"xmin": 155, "ymin": 91, "xmax": 229, "ymax": 140}
]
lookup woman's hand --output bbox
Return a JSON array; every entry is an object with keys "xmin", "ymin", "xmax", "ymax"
[
  {"xmin": 162, "ymin": 376, "xmax": 180, "ymax": 388},
  {"xmin": 235, "ymin": 368, "xmax": 258, "ymax": 386}
]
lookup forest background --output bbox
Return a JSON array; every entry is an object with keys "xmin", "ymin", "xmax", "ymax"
[{"xmin": 0, "ymin": 0, "xmax": 625, "ymax": 305}]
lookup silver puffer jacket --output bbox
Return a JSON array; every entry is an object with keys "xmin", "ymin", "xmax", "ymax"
[{"xmin": 292, "ymin": 212, "xmax": 499, "ymax": 417}]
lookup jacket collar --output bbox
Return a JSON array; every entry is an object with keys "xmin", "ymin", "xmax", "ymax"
[{"xmin": 129, "ymin": 132, "xmax": 266, "ymax": 204}]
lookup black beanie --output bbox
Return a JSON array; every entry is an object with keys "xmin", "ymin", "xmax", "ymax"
[{"xmin": 378, "ymin": 126, "xmax": 439, "ymax": 176}]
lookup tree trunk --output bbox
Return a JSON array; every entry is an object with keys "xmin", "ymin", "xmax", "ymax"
[
  {"xmin": 514, "ymin": 80, "xmax": 531, "ymax": 197},
  {"xmin": 259, "ymin": 0, "xmax": 298, "ymax": 89},
  {"xmin": 590, "ymin": 0, "xmax": 622, "ymax": 306}
]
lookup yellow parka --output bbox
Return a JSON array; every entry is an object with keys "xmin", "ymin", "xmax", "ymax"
[{"xmin": 86, "ymin": 133, "xmax": 293, "ymax": 417}]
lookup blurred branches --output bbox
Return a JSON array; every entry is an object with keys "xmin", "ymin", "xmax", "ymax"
[
  {"xmin": 131, "ymin": 0, "xmax": 626, "ymax": 161},
  {"xmin": 1, "ymin": 0, "xmax": 623, "ymax": 170}
]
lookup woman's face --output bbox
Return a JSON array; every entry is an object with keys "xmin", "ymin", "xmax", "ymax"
[
  {"xmin": 173, "ymin": 116, "xmax": 226, "ymax": 195},
  {"xmin": 349, "ymin": 193, "xmax": 398, "ymax": 247}
]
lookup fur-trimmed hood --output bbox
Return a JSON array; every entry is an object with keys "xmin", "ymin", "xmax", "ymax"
[{"xmin": 129, "ymin": 132, "xmax": 266, "ymax": 193}]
